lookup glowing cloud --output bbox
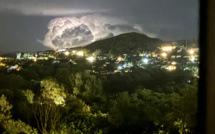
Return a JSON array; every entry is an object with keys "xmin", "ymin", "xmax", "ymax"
[{"xmin": 39, "ymin": 15, "xmax": 143, "ymax": 50}]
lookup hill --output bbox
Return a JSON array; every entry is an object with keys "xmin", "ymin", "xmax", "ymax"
[
  {"xmin": 80, "ymin": 32, "xmax": 163, "ymax": 55},
  {"xmin": 0, "ymin": 51, "xmax": 18, "ymax": 57}
]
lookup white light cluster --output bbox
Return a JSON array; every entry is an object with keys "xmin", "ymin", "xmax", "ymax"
[
  {"xmin": 161, "ymin": 53, "xmax": 167, "ymax": 57},
  {"xmin": 117, "ymin": 57, "xmax": 123, "ymax": 62},
  {"xmin": 118, "ymin": 66, "xmax": 123, "ymax": 70},
  {"xmin": 189, "ymin": 49, "xmax": 195, "ymax": 55},
  {"xmin": 64, "ymin": 51, "xmax": 70, "ymax": 56},
  {"xmin": 166, "ymin": 65, "xmax": 176, "ymax": 71},
  {"xmin": 190, "ymin": 56, "xmax": 195, "ymax": 62},
  {"xmin": 86, "ymin": 57, "xmax": 95, "ymax": 62},
  {"xmin": 171, "ymin": 61, "xmax": 176, "ymax": 65},
  {"xmin": 58, "ymin": 48, "xmax": 66, "ymax": 52},
  {"xmin": 143, "ymin": 58, "xmax": 149, "ymax": 64},
  {"xmin": 76, "ymin": 51, "xmax": 84, "ymax": 56},
  {"xmin": 162, "ymin": 46, "xmax": 174, "ymax": 51}
]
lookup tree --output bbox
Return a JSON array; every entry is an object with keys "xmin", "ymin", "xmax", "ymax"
[
  {"xmin": 174, "ymin": 82, "xmax": 198, "ymax": 134},
  {"xmin": 23, "ymin": 89, "xmax": 34, "ymax": 104},
  {"xmin": 73, "ymin": 71, "xmax": 103, "ymax": 101},
  {"xmin": 32, "ymin": 77, "xmax": 66, "ymax": 134},
  {"xmin": 41, "ymin": 77, "xmax": 66, "ymax": 105},
  {"xmin": 32, "ymin": 101, "xmax": 62, "ymax": 134},
  {"xmin": 55, "ymin": 69, "xmax": 75, "ymax": 93},
  {"xmin": 0, "ymin": 94, "xmax": 37, "ymax": 134},
  {"xmin": 0, "ymin": 73, "xmax": 25, "ymax": 90},
  {"xmin": 61, "ymin": 95, "xmax": 108, "ymax": 134},
  {"xmin": 0, "ymin": 94, "xmax": 12, "ymax": 122}
]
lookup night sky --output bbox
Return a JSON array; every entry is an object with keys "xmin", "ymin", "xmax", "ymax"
[{"xmin": 0, "ymin": 0, "xmax": 199, "ymax": 54}]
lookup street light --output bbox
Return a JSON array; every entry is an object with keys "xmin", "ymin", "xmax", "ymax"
[
  {"xmin": 143, "ymin": 58, "xmax": 148, "ymax": 64},
  {"xmin": 86, "ymin": 57, "xmax": 95, "ymax": 62},
  {"xmin": 190, "ymin": 56, "xmax": 195, "ymax": 62},
  {"xmin": 172, "ymin": 61, "xmax": 176, "ymax": 65},
  {"xmin": 117, "ymin": 56, "xmax": 123, "ymax": 61},
  {"xmin": 189, "ymin": 49, "xmax": 195, "ymax": 55},
  {"xmin": 64, "ymin": 51, "xmax": 70, "ymax": 56},
  {"xmin": 76, "ymin": 51, "xmax": 84, "ymax": 56},
  {"xmin": 161, "ymin": 53, "xmax": 167, "ymax": 57},
  {"xmin": 162, "ymin": 46, "xmax": 173, "ymax": 51},
  {"xmin": 118, "ymin": 66, "xmax": 122, "ymax": 70},
  {"xmin": 72, "ymin": 50, "xmax": 77, "ymax": 54},
  {"xmin": 166, "ymin": 65, "xmax": 176, "ymax": 71}
]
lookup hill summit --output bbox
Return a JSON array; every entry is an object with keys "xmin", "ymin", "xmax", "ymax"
[{"xmin": 81, "ymin": 32, "xmax": 163, "ymax": 55}]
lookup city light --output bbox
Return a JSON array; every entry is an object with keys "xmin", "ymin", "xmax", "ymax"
[
  {"xmin": 64, "ymin": 51, "xmax": 70, "ymax": 56},
  {"xmin": 171, "ymin": 61, "xmax": 176, "ymax": 65},
  {"xmin": 162, "ymin": 46, "xmax": 173, "ymax": 51},
  {"xmin": 187, "ymin": 80, "xmax": 191, "ymax": 83},
  {"xmin": 16, "ymin": 67, "xmax": 21, "ymax": 71},
  {"xmin": 190, "ymin": 56, "xmax": 195, "ymax": 62},
  {"xmin": 58, "ymin": 48, "xmax": 66, "ymax": 52},
  {"xmin": 0, "ymin": 57, "xmax": 4, "ymax": 60},
  {"xmin": 118, "ymin": 66, "xmax": 123, "ymax": 70},
  {"xmin": 0, "ymin": 62, "xmax": 6, "ymax": 66},
  {"xmin": 86, "ymin": 56, "xmax": 95, "ymax": 62},
  {"xmin": 117, "ymin": 56, "xmax": 123, "ymax": 62},
  {"xmin": 72, "ymin": 50, "xmax": 77, "ymax": 54},
  {"xmin": 166, "ymin": 65, "xmax": 176, "ymax": 71},
  {"xmin": 189, "ymin": 49, "xmax": 195, "ymax": 55},
  {"xmin": 143, "ymin": 58, "xmax": 148, "ymax": 64},
  {"xmin": 76, "ymin": 51, "xmax": 84, "ymax": 56},
  {"xmin": 161, "ymin": 53, "xmax": 167, "ymax": 57}
]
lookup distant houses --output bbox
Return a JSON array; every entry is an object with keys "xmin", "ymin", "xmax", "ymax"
[{"xmin": 15, "ymin": 43, "xmax": 199, "ymax": 77}]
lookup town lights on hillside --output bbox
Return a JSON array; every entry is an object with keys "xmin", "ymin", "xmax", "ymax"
[
  {"xmin": 162, "ymin": 46, "xmax": 173, "ymax": 51},
  {"xmin": 76, "ymin": 51, "xmax": 84, "ymax": 56},
  {"xmin": 72, "ymin": 50, "xmax": 77, "ymax": 54},
  {"xmin": 117, "ymin": 57, "xmax": 123, "ymax": 62},
  {"xmin": 189, "ymin": 49, "xmax": 195, "ymax": 55},
  {"xmin": 171, "ymin": 61, "xmax": 176, "ymax": 65},
  {"xmin": 143, "ymin": 58, "xmax": 148, "ymax": 64},
  {"xmin": 86, "ymin": 57, "xmax": 95, "ymax": 62},
  {"xmin": 166, "ymin": 65, "xmax": 176, "ymax": 71},
  {"xmin": 16, "ymin": 67, "xmax": 21, "ymax": 71},
  {"xmin": 118, "ymin": 66, "xmax": 123, "ymax": 70},
  {"xmin": 161, "ymin": 53, "xmax": 167, "ymax": 57},
  {"xmin": 64, "ymin": 51, "xmax": 70, "ymax": 56},
  {"xmin": 58, "ymin": 48, "xmax": 66, "ymax": 52},
  {"xmin": 0, "ymin": 63, "xmax": 5, "ymax": 67},
  {"xmin": 190, "ymin": 56, "xmax": 195, "ymax": 62}
]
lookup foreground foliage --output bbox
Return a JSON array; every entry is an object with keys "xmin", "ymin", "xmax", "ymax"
[{"xmin": 0, "ymin": 60, "xmax": 198, "ymax": 134}]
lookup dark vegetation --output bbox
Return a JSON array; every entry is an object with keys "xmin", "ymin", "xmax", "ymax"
[
  {"xmin": 0, "ymin": 58, "xmax": 197, "ymax": 134},
  {"xmin": 73, "ymin": 32, "xmax": 162, "ymax": 55}
]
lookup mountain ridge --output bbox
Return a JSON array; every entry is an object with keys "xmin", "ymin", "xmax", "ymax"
[{"xmin": 74, "ymin": 32, "xmax": 163, "ymax": 55}]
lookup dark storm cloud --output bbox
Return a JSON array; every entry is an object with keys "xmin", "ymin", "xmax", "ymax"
[
  {"xmin": 0, "ymin": 0, "xmax": 199, "ymax": 53},
  {"xmin": 0, "ymin": 0, "xmax": 106, "ymax": 16}
]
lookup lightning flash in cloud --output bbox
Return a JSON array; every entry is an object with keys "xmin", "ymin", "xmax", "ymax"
[{"xmin": 39, "ymin": 15, "xmax": 144, "ymax": 50}]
